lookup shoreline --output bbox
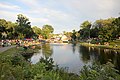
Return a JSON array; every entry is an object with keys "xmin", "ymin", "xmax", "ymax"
[{"xmin": 80, "ymin": 42, "xmax": 120, "ymax": 50}]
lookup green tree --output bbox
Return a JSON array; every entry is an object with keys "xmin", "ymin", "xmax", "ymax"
[
  {"xmin": 42, "ymin": 24, "xmax": 54, "ymax": 39},
  {"xmin": 63, "ymin": 31, "xmax": 72, "ymax": 40},
  {"xmin": 32, "ymin": 26, "xmax": 42, "ymax": 35},
  {"xmin": 71, "ymin": 30, "xmax": 77, "ymax": 41},
  {"xmin": 89, "ymin": 18, "xmax": 117, "ymax": 42},
  {"xmin": 0, "ymin": 19, "xmax": 7, "ymax": 39},
  {"xmin": 0, "ymin": 19, "xmax": 17, "ymax": 39},
  {"xmin": 96, "ymin": 18, "xmax": 115, "ymax": 41},
  {"xmin": 6, "ymin": 21, "xmax": 17, "ymax": 39},
  {"xmin": 16, "ymin": 14, "xmax": 34, "ymax": 39},
  {"xmin": 112, "ymin": 17, "xmax": 120, "ymax": 38},
  {"xmin": 32, "ymin": 26, "xmax": 42, "ymax": 39},
  {"xmin": 79, "ymin": 21, "xmax": 91, "ymax": 39},
  {"xmin": 80, "ymin": 21, "xmax": 91, "ymax": 29}
]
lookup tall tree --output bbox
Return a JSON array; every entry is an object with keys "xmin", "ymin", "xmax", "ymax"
[
  {"xmin": 32, "ymin": 26, "xmax": 42, "ymax": 38},
  {"xmin": 42, "ymin": 24, "xmax": 54, "ymax": 39},
  {"xmin": 16, "ymin": 14, "xmax": 34, "ymax": 39},
  {"xmin": 71, "ymin": 29, "xmax": 77, "ymax": 41},
  {"xmin": 112, "ymin": 17, "xmax": 120, "ymax": 38},
  {"xmin": 6, "ymin": 21, "xmax": 17, "ymax": 39},
  {"xmin": 96, "ymin": 18, "xmax": 115, "ymax": 41},
  {"xmin": 0, "ymin": 19, "xmax": 17, "ymax": 39},
  {"xmin": 0, "ymin": 19, "xmax": 7, "ymax": 39},
  {"xmin": 80, "ymin": 21, "xmax": 91, "ymax": 29},
  {"xmin": 79, "ymin": 21, "xmax": 91, "ymax": 39}
]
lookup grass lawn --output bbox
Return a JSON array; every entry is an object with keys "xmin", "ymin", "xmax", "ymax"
[
  {"xmin": 0, "ymin": 47, "xmax": 18, "ymax": 56},
  {"xmin": 80, "ymin": 39, "xmax": 120, "ymax": 50},
  {"xmin": 109, "ymin": 40, "xmax": 120, "ymax": 47}
]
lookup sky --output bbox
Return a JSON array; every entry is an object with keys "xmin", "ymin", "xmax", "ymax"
[{"xmin": 0, "ymin": 0, "xmax": 120, "ymax": 33}]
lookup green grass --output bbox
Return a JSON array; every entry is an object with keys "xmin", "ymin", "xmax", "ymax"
[
  {"xmin": 80, "ymin": 40, "xmax": 120, "ymax": 50},
  {"xmin": 0, "ymin": 47, "xmax": 17, "ymax": 56},
  {"xmin": 109, "ymin": 40, "xmax": 120, "ymax": 46}
]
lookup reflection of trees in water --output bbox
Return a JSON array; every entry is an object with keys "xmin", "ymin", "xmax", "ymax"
[
  {"xmin": 42, "ymin": 44, "xmax": 53, "ymax": 57},
  {"xmin": 72, "ymin": 43, "xmax": 76, "ymax": 53},
  {"xmin": 78, "ymin": 46, "xmax": 90, "ymax": 63},
  {"xmin": 78, "ymin": 45, "xmax": 120, "ymax": 71},
  {"xmin": 108, "ymin": 50, "xmax": 120, "ymax": 71}
]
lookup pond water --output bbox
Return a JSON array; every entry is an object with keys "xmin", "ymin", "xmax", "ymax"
[{"xmin": 30, "ymin": 43, "xmax": 120, "ymax": 74}]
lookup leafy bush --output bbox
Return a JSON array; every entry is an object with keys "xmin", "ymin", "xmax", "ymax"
[
  {"xmin": 11, "ymin": 53, "xmax": 27, "ymax": 67},
  {"xmin": 79, "ymin": 62, "xmax": 120, "ymax": 80},
  {"xmin": 39, "ymin": 57, "xmax": 55, "ymax": 70}
]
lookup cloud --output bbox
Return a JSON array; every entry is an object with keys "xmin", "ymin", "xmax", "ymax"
[
  {"xmin": 0, "ymin": 0, "xmax": 120, "ymax": 33},
  {"xmin": 18, "ymin": 0, "xmax": 39, "ymax": 7},
  {"xmin": 30, "ymin": 17, "xmax": 51, "ymax": 27},
  {"xmin": 56, "ymin": 0, "xmax": 120, "ymax": 22},
  {"xmin": 0, "ymin": 10, "xmax": 19, "ymax": 22},
  {"xmin": 0, "ymin": 2, "xmax": 20, "ymax": 10}
]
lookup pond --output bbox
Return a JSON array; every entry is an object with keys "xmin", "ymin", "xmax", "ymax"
[{"xmin": 30, "ymin": 43, "xmax": 120, "ymax": 74}]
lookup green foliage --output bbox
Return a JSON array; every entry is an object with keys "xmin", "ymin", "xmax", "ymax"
[
  {"xmin": 11, "ymin": 53, "xmax": 28, "ymax": 67},
  {"xmin": 32, "ymin": 26, "xmax": 42, "ymax": 38},
  {"xmin": 112, "ymin": 17, "xmax": 120, "ymax": 37},
  {"xmin": 79, "ymin": 62, "xmax": 120, "ymax": 80},
  {"xmin": 43, "ymin": 24, "xmax": 54, "ymax": 33},
  {"xmin": 0, "ymin": 19, "xmax": 17, "ymax": 39},
  {"xmin": 39, "ymin": 57, "xmax": 55, "ymax": 70},
  {"xmin": 1, "ymin": 46, "xmax": 120, "ymax": 80},
  {"xmin": 79, "ymin": 17, "xmax": 120, "ymax": 42},
  {"xmin": 0, "ymin": 14, "xmax": 55, "ymax": 40},
  {"xmin": 90, "ymin": 38, "xmax": 103, "ymax": 44},
  {"xmin": 80, "ymin": 20, "xmax": 91, "ymax": 29},
  {"xmin": 42, "ymin": 24, "xmax": 54, "ymax": 39},
  {"xmin": 16, "ymin": 14, "xmax": 34, "ymax": 38},
  {"xmin": 71, "ymin": 29, "xmax": 77, "ymax": 41},
  {"xmin": 79, "ymin": 21, "xmax": 91, "ymax": 39}
]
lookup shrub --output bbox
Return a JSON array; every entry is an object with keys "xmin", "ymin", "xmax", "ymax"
[
  {"xmin": 39, "ymin": 57, "xmax": 55, "ymax": 70},
  {"xmin": 79, "ymin": 62, "xmax": 120, "ymax": 80}
]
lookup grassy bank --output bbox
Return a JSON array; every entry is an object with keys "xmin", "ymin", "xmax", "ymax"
[{"xmin": 80, "ymin": 40, "xmax": 120, "ymax": 50}]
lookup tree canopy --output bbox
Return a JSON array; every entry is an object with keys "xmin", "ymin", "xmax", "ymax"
[
  {"xmin": 78, "ymin": 17, "xmax": 120, "ymax": 43},
  {"xmin": 0, "ymin": 13, "xmax": 119, "ymax": 42},
  {"xmin": 0, "ymin": 14, "xmax": 54, "ymax": 40},
  {"xmin": 42, "ymin": 24, "xmax": 54, "ymax": 39},
  {"xmin": 16, "ymin": 14, "xmax": 34, "ymax": 39}
]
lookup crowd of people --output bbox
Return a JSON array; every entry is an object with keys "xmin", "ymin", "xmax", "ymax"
[
  {"xmin": 0, "ymin": 40, "xmax": 12, "ymax": 47},
  {"xmin": 0, "ymin": 39, "xmax": 40, "ymax": 48}
]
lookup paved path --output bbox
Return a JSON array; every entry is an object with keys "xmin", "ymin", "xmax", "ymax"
[{"xmin": 0, "ymin": 46, "xmax": 16, "ymax": 53}]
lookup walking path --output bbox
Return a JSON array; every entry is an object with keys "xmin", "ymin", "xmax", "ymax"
[{"xmin": 0, "ymin": 46, "xmax": 16, "ymax": 53}]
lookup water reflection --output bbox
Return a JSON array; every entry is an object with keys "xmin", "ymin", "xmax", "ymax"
[
  {"xmin": 78, "ymin": 46, "xmax": 90, "ymax": 63},
  {"xmin": 42, "ymin": 44, "xmax": 53, "ymax": 57},
  {"xmin": 72, "ymin": 43, "xmax": 76, "ymax": 53},
  {"xmin": 78, "ymin": 46, "xmax": 120, "ymax": 71},
  {"xmin": 30, "ymin": 43, "xmax": 120, "ymax": 73}
]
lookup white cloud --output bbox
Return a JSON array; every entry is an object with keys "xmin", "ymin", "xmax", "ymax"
[
  {"xmin": 19, "ymin": 0, "xmax": 38, "ymax": 7},
  {"xmin": 0, "ymin": 2, "xmax": 20, "ymax": 10},
  {"xmin": 0, "ymin": 10, "xmax": 19, "ymax": 22},
  {"xmin": 30, "ymin": 17, "xmax": 51, "ymax": 27},
  {"xmin": 0, "ymin": 0, "xmax": 120, "ymax": 33},
  {"xmin": 60, "ymin": 0, "xmax": 120, "ymax": 20}
]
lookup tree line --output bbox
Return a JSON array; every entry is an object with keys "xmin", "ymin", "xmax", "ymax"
[
  {"xmin": 0, "ymin": 14, "xmax": 120, "ymax": 43},
  {"xmin": 0, "ymin": 14, "xmax": 54, "ymax": 40},
  {"xmin": 69, "ymin": 17, "xmax": 120, "ymax": 43}
]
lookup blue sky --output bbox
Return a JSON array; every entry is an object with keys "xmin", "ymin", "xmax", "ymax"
[{"xmin": 0, "ymin": 0, "xmax": 120, "ymax": 33}]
